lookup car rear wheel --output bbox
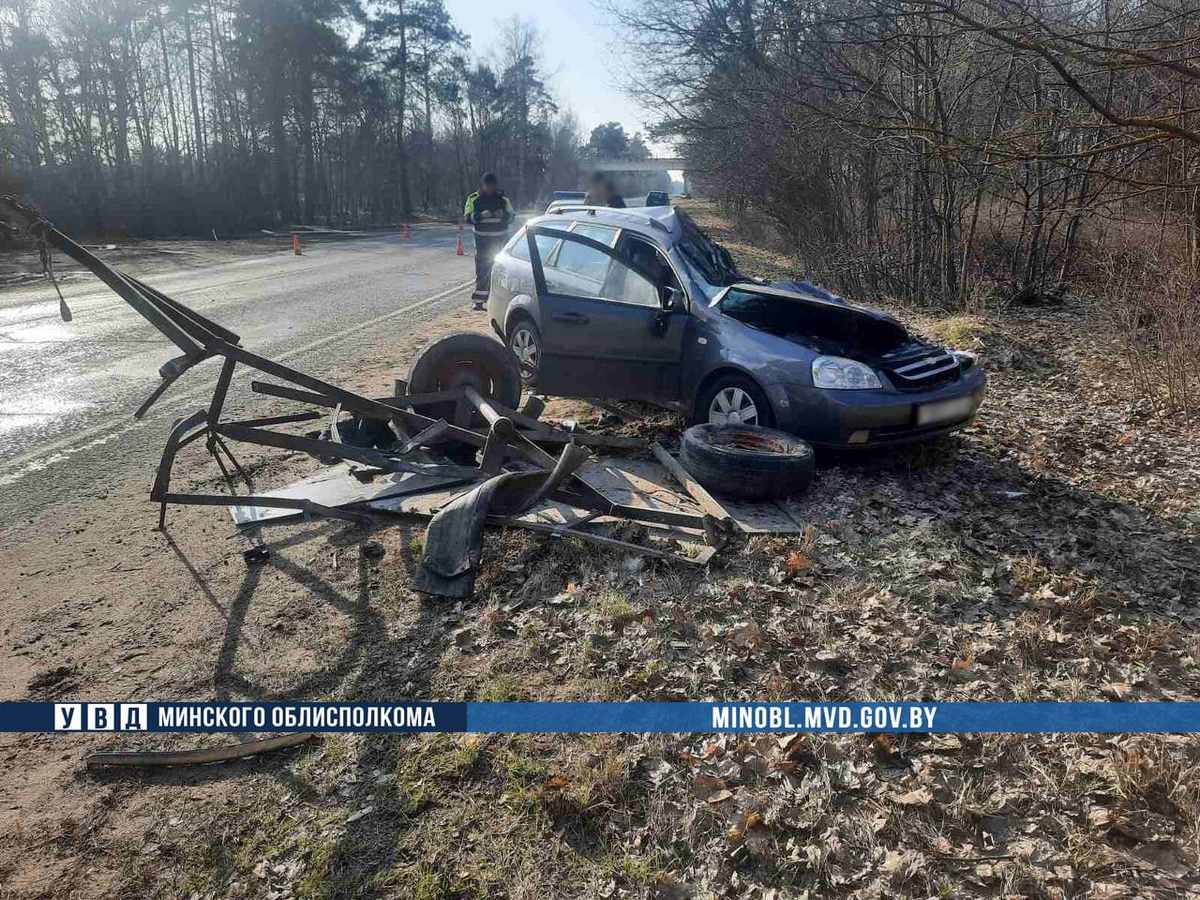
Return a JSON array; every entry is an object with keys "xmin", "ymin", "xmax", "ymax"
[
  {"xmin": 507, "ymin": 317, "xmax": 541, "ymax": 386},
  {"xmin": 694, "ymin": 375, "xmax": 773, "ymax": 428}
]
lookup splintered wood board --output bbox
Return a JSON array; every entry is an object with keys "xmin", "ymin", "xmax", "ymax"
[
  {"xmin": 578, "ymin": 457, "xmax": 705, "ymax": 516},
  {"xmin": 581, "ymin": 457, "xmax": 808, "ymax": 534}
]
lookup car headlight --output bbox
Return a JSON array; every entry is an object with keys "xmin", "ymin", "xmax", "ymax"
[{"xmin": 811, "ymin": 356, "xmax": 882, "ymax": 390}]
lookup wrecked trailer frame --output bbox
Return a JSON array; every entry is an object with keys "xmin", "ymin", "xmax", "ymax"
[{"xmin": 0, "ymin": 196, "xmax": 732, "ymax": 555}]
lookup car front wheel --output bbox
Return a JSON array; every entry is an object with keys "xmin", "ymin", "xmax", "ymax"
[
  {"xmin": 507, "ymin": 317, "xmax": 541, "ymax": 385},
  {"xmin": 695, "ymin": 375, "xmax": 773, "ymax": 428}
]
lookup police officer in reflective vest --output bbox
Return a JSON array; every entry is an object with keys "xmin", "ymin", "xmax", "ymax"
[{"xmin": 463, "ymin": 172, "xmax": 515, "ymax": 310}]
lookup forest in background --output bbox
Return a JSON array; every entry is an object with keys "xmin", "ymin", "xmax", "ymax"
[
  {"xmin": 0, "ymin": 0, "xmax": 655, "ymax": 237},
  {"xmin": 3, "ymin": 0, "xmax": 1196, "ymax": 411},
  {"xmin": 610, "ymin": 0, "xmax": 1200, "ymax": 302},
  {"xmin": 609, "ymin": 0, "xmax": 1200, "ymax": 411}
]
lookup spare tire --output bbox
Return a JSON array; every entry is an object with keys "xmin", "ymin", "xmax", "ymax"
[
  {"xmin": 680, "ymin": 424, "xmax": 815, "ymax": 501},
  {"xmin": 406, "ymin": 332, "xmax": 522, "ymax": 425}
]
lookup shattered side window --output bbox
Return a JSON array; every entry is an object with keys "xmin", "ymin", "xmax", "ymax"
[
  {"xmin": 547, "ymin": 239, "xmax": 660, "ymax": 307},
  {"xmin": 554, "ymin": 240, "xmax": 612, "ymax": 284}
]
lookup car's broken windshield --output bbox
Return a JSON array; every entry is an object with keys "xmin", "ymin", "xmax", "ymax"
[{"xmin": 675, "ymin": 210, "xmax": 739, "ymax": 286}]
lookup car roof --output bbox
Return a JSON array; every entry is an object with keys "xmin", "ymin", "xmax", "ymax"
[{"xmin": 530, "ymin": 206, "xmax": 680, "ymax": 248}]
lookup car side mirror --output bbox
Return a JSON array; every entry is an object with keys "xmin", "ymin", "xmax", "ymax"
[{"xmin": 662, "ymin": 286, "xmax": 686, "ymax": 312}]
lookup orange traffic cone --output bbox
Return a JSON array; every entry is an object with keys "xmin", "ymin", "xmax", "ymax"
[
  {"xmin": 292, "ymin": 232, "xmax": 301, "ymax": 255},
  {"xmin": 402, "ymin": 223, "xmax": 412, "ymax": 240},
  {"xmin": 455, "ymin": 224, "xmax": 465, "ymax": 256}
]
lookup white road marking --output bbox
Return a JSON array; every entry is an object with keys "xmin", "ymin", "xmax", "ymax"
[{"xmin": 0, "ymin": 278, "xmax": 475, "ymax": 487}]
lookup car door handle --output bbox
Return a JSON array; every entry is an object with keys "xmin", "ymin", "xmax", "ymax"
[{"xmin": 551, "ymin": 312, "xmax": 589, "ymax": 324}]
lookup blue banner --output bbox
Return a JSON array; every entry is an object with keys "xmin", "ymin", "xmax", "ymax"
[{"xmin": 3, "ymin": 701, "xmax": 1200, "ymax": 734}]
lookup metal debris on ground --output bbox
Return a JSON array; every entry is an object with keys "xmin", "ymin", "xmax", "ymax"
[
  {"xmin": 86, "ymin": 733, "xmax": 315, "ymax": 769},
  {"xmin": 242, "ymin": 546, "xmax": 271, "ymax": 564},
  {"xmin": 2, "ymin": 195, "xmax": 798, "ymax": 600}
]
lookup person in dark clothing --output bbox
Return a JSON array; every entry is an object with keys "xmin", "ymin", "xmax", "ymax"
[
  {"xmin": 584, "ymin": 172, "xmax": 626, "ymax": 208},
  {"xmin": 463, "ymin": 172, "xmax": 515, "ymax": 309}
]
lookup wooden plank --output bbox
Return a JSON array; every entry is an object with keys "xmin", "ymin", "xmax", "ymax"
[{"xmin": 650, "ymin": 442, "xmax": 733, "ymax": 525}]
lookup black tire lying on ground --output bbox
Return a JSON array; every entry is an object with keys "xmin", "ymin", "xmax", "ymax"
[
  {"xmin": 680, "ymin": 424, "xmax": 815, "ymax": 501},
  {"xmin": 406, "ymin": 332, "xmax": 522, "ymax": 425}
]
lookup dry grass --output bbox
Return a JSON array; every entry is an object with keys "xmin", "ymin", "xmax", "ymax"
[
  {"xmin": 1103, "ymin": 257, "xmax": 1200, "ymax": 416},
  {"xmin": 923, "ymin": 315, "xmax": 990, "ymax": 348}
]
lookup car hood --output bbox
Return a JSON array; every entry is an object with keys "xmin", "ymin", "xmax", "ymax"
[
  {"xmin": 768, "ymin": 279, "xmax": 849, "ymax": 305},
  {"xmin": 731, "ymin": 281, "xmax": 911, "ymax": 362}
]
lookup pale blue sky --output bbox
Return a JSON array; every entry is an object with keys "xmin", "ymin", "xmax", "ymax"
[{"xmin": 443, "ymin": 0, "xmax": 669, "ymax": 153}]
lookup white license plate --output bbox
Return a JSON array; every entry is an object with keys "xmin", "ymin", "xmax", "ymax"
[{"xmin": 917, "ymin": 395, "xmax": 975, "ymax": 426}]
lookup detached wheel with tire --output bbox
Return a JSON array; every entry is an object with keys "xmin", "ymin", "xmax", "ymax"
[
  {"xmin": 680, "ymin": 424, "xmax": 815, "ymax": 501},
  {"xmin": 506, "ymin": 316, "xmax": 541, "ymax": 386},
  {"xmin": 406, "ymin": 332, "xmax": 522, "ymax": 425},
  {"xmin": 693, "ymin": 374, "xmax": 773, "ymax": 428}
]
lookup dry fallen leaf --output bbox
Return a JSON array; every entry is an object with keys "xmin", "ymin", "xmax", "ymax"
[
  {"xmin": 1101, "ymin": 682, "xmax": 1132, "ymax": 700},
  {"xmin": 871, "ymin": 733, "xmax": 900, "ymax": 760},
  {"xmin": 730, "ymin": 621, "xmax": 764, "ymax": 650},
  {"xmin": 950, "ymin": 649, "xmax": 975, "ymax": 679},
  {"xmin": 882, "ymin": 849, "xmax": 924, "ymax": 881},
  {"xmin": 974, "ymin": 863, "xmax": 998, "ymax": 881},
  {"xmin": 691, "ymin": 773, "xmax": 727, "ymax": 799},
  {"xmin": 926, "ymin": 734, "xmax": 962, "ymax": 751},
  {"xmin": 777, "ymin": 733, "xmax": 803, "ymax": 751},
  {"xmin": 893, "ymin": 787, "xmax": 933, "ymax": 807},
  {"xmin": 727, "ymin": 808, "xmax": 766, "ymax": 841},
  {"xmin": 784, "ymin": 550, "xmax": 813, "ymax": 574}
]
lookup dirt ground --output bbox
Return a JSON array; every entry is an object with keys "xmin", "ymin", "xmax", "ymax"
[{"xmin": 1, "ymin": 204, "xmax": 1199, "ymax": 899}]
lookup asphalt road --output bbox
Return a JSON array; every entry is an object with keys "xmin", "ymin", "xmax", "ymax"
[{"xmin": 0, "ymin": 226, "xmax": 475, "ymax": 522}]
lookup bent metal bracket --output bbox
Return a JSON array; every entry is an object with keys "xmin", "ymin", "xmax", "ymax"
[{"xmin": 0, "ymin": 196, "xmax": 732, "ymax": 590}]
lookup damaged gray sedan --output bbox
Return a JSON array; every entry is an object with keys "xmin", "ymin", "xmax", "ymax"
[{"xmin": 487, "ymin": 206, "xmax": 985, "ymax": 448}]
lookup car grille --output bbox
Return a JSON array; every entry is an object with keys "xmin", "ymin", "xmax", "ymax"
[{"xmin": 880, "ymin": 344, "xmax": 961, "ymax": 390}]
